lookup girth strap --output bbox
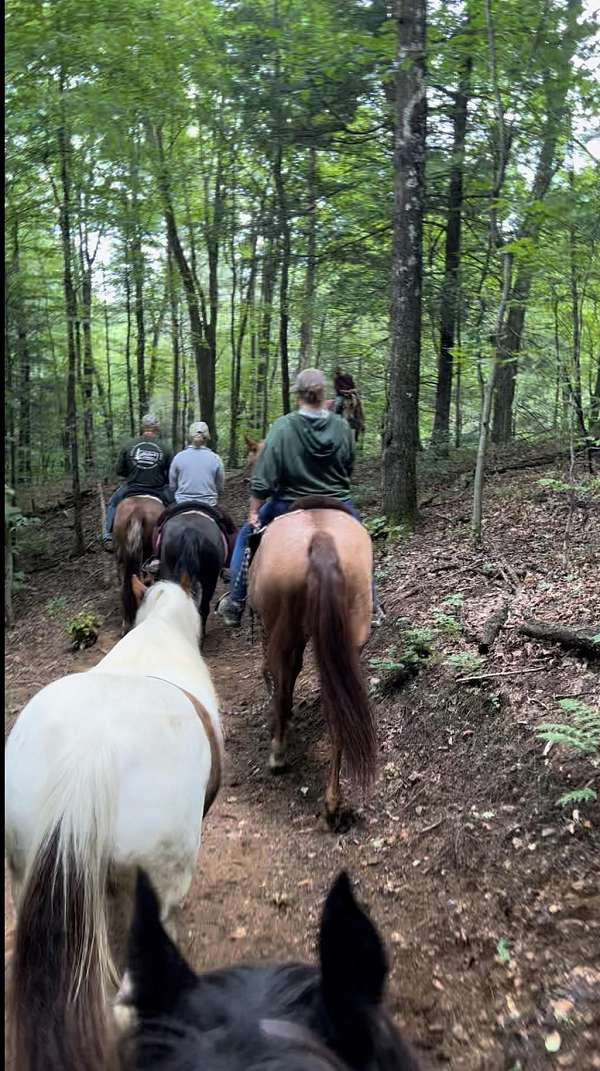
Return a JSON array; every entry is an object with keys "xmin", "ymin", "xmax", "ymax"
[{"xmin": 148, "ymin": 676, "xmax": 223, "ymax": 817}]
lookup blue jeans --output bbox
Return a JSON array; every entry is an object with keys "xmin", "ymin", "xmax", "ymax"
[
  {"xmin": 103, "ymin": 484, "xmax": 130, "ymax": 539},
  {"xmin": 229, "ymin": 497, "xmax": 378, "ymax": 609}
]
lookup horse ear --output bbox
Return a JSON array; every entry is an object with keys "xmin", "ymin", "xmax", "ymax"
[
  {"xmin": 318, "ymin": 871, "xmax": 388, "ymax": 1064},
  {"xmin": 180, "ymin": 572, "xmax": 192, "ymax": 594},
  {"xmin": 127, "ymin": 869, "xmax": 197, "ymax": 1018},
  {"xmin": 131, "ymin": 574, "xmax": 147, "ymax": 605}
]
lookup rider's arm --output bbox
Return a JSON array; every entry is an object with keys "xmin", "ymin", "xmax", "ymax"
[
  {"xmin": 168, "ymin": 455, "xmax": 179, "ymax": 489},
  {"xmin": 248, "ymin": 494, "xmax": 266, "ymax": 527},
  {"xmin": 116, "ymin": 446, "xmax": 130, "ymax": 479},
  {"xmin": 215, "ymin": 457, "xmax": 225, "ymax": 497}
]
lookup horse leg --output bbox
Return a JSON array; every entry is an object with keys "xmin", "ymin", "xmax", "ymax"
[
  {"xmin": 267, "ymin": 639, "xmax": 304, "ymax": 773},
  {"xmin": 324, "ymin": 740, "xmax": 343, "ymax": 827}
]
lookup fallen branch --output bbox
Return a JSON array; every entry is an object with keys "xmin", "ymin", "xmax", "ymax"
[
  {"xmin": 457, "ymin": 665, "xmax": 548, "ymax": 683},
  {"xmin": 519, "ymin": 619, "xmax": 600, "ymax": 661},
  {"xmin": 477, "ymin": 599, "xmax": 510, "ymax": 653}
]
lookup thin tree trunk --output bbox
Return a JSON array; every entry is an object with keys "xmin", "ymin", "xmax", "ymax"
[
  {"xmin": 57, "ymin": 71, "xmax": 84, "ymax": 554},
  {"xmin": 492, "ymin": 0, "xmax": 581, "ymax": 443},
  {"xmin": 147, "ymin": 266, "xmax": 170, "ymax": 402},
  {"xmin": 256, "ymin": 235, "xmax": 277, "ymax": 436},
  {"xmin": 102, "ymin": 288, "xmax": 115, "ymax": 455},
  {"xmin": 273, "ymin": 142, "xmax": 291, "ymax": 414},
  {"xmin": 168, "ymin": 245, "xmax": 181, "ymax": 450},
  {"xmin": 383, "ymin": 0, "xmax": 427, "ymax": 528},
  {"xmin": 148, "ymin": 123, "xmax": 214, "ymax": 438},
  {"xmin": 124, "ymin": 262, "xmax": 135, "ymax": 435},
  {"xmin": 431, "ymin": 47, "xmax": 472, "ymax": 453},
  {"xmin": 472, "ymin": 253, "xmax": 513, "ymax": 543},
  {"xmin": 131, "ymin": 229, "xmax": 146, "ymax": 420},
  {"xmin": 79, "ymin": 244, "xmax": 96, "ymax": 474},
  {"xmin": 298, "ymin": 146, "xmax": 317, "ymax": 371}
]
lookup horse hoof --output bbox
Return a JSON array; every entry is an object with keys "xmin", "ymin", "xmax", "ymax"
[
  {"xmin": 268, "ymin": 755, "xmax": 289, "ymax": 776},
  {"xmin": 324, "ymin": 806, "xmax": 355, "ymax": 834}
]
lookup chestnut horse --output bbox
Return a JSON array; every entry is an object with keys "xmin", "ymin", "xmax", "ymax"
[
  {"xmin": 248, "ymin": 497, "xmax": 376, "ymax": 828},
  {"xmin": 114, "ymin": 495, "xmax": 163, "ymax": 631}
]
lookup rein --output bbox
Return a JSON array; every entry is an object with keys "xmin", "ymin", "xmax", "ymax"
[{"xmin": 148, "ymin": 676, "xmax": 223, "ymax": 817}]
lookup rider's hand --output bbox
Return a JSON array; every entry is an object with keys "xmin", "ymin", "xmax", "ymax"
[{"xmin": 248, "ymin": 509, "xmax": 259, "ymax": 528}]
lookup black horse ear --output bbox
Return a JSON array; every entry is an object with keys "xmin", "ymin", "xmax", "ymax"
[
  {"xmin": 319, "ymin": 871, "xmax": 388, "ymax": 1063},
  {"xmin": 127, "ymin": 869, "xmax": 197, "ymax": 1017}
]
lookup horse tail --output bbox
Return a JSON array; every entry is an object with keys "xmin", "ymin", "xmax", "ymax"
[
  {"xmin": 305, "ymin": 530, "xmax": 376, "ymax": 789},
  {"xmin": 9, "ymin": 746, "xmax": 119, "ymax": 1071},
  {"xmin": 121, "ymin": 511, "xmax": 143, "ymax": 628}
]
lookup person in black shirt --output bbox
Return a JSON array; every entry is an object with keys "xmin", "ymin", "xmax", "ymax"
[{"xmin": 102, "ymin": 414, "xmax": 173, "ymax": 551}]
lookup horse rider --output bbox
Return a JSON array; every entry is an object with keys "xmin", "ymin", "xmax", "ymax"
[
  {"xmin": 327, "ymin": 368, "xmax": 365, "ymax": 441},
  {"xmin": 169, "ymin": 421, "xmax": 225, "ymax": 506},
  {"xmin": 219, "ymin": 367, "xmax": 384, "ymax": 628},
  {"xmin": 102, "ymin": 413, "xmax": 173, "ymax": 551}
]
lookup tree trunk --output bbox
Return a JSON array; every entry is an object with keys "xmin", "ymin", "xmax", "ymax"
[
  {"xmin": 168, "ymin": 245, "xmax": 181, "ymax": 451},
  {"xmin": 79, "ymin": 250, "xmax": 96, "ymax": 474},
  {"xmin": 124, "ymin": 262, "xmax": 135, "ymax": 435},
  {"xmin": 383, "ymin": 0, "xmax": 426, "ymax": 528},
  {"xmin": 148, "ymin": 124, "xmax": 215, "ymax": 440},
  {"xmin": 273, "ymin": 142, "xmax": 291, "ymax": 415},
  {"xmin": 11, "ymin": 222, "xmax": 32, "ymax": 486},
  {"xmin": 147, "ymin": 266, "xmax": 170, "ymax": 402},
  {"xmin": 131, "ymin": 229, "xmax": 146, "ymax": 421},
  {"xmin": 431, "ymin": 49, "xmax": 471, "ymax": 453},
  {"xmin": 102, "ymin": 289, "xmax": 115, "ymax": 455},
  {"xmin": 298, "ymin": 146, "xmax": 317, "ymax": 371},
  {"xmin": 57, "ymin": 73, "xmax": 84, "ymax": 555},
  {"xmin": 491, "ymin": 0, "xmax": 582, "ymax": 443},
  {"xmin": 206, "ymin": 151, "xmax": 225, "ymax": 448},
  {"xmin": 255, "ymin": 234, "xmax": 277, "ymax": 436}
]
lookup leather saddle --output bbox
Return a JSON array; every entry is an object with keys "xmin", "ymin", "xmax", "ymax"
[{"xmin": 153, "ymin": 501, "xmax": 237, "ymax": 565}]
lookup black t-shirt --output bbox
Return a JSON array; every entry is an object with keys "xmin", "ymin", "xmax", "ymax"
[{"xmin": 116, "ymin": 436, "xmax": 173, "ymax": 489}]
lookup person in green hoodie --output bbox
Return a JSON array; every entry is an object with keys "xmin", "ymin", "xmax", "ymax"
[{"xmin": 220, "ymin": 367, "xmax": 383, "ymax": 627}]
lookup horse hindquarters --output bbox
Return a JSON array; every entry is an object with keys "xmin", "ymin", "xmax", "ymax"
[{"xmin": 305, "ymin": 531, "xmax": 376, "ymax": 822}]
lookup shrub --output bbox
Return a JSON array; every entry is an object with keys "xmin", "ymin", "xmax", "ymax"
[
  {"xmin": 537, "ymin": 699, "xmax": 599, "ymax": 808},
  {"xmin": 67, "ymin": 611, "xmax": 100, "ymax": 651}
]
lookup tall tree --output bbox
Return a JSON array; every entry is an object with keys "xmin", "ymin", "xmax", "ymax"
[{"xmin": 383, "ymin": 0, "xmax": 427, "ymax": 527}]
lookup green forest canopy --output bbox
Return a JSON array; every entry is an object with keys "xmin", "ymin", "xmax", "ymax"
[{"xmin": 5, "ymin": 0, "xmax": 600, "ymax": 492}]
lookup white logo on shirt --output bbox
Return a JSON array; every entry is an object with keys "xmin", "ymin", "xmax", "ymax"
[{"xmin": 132, "ymin": 444, "xmax": 161, "ymax": 468}]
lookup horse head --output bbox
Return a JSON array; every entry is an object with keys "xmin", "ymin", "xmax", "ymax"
[
  {"xmin": 131, "ymin": 577, "xmax": 201, "ymax": 648},
  {"xmin": 125, "ymin": 869, "xmax": 421, "ymax": 1070},
  {"xmin": 243, "ymin": 436, "xmax": 264, "ymax": 484}
]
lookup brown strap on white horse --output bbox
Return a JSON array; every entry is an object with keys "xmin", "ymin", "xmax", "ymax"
[
  {"xmin": 178, "ymin": 686, "xmax": 223, "ymax": 817},
  {"xmin": 148, "ymin": 677, "xmax": 222, "ymax": 817}
]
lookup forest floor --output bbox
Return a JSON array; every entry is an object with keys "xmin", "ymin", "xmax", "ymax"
[{"xmin": 5, "ymin": 447, "xmax": 600, "ymax": 1070}]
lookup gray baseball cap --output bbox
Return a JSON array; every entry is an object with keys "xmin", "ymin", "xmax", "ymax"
[
  {"xmin": 292, "ymin": 368, "xmax": 326, "ymax": 393},
  {"xmin": 189, "ymin": 421, "xmax": 210, "ymax": 438},
  {"xmin": 142, "ymin": 413, "xmax": 159, "ymax": 428}
]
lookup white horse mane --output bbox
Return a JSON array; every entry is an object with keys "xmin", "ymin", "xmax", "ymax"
[{"xmin": 135, "ymin": 580, "xmax": 200, "ymax": 643}]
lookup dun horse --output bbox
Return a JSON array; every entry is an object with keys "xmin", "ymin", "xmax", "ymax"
[
  {"xmin": 249, "ymin": 497, "xmax": 376, "ymax": 827},
  {"xmin": 113, "ymin": 495, "xmax": 164, "ymax": 631},
  {"xmin": 5, "ymin": 579, "xmax": 223, "ymax": 1071}
]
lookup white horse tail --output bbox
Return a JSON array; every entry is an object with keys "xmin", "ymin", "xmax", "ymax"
[
  {"xmin": 9, "ymin": 745, "xmax": 120, "ymax": 1071},
  {"xmin": 122, "ymin": 511, "xmax": 144, "ymax": 628}
]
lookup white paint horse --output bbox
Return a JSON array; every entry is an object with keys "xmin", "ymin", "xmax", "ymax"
[{"xmin": 5, "ymin": 578, "xmax": 223, "ymax": 1071}]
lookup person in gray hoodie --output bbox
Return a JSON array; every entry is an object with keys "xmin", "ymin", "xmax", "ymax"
[{"xmin": 169, "ymin": 422, "xmax": 225, "ymax": 506}]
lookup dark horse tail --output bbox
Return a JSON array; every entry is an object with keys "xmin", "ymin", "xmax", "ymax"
[
  {"xmin": 121, "ymin": 512, "xmax": 143, "ymax": 628},
  {"xmin": 9, "ymin": 828, "xmax": 118, "ymax": 1071},
  {"xmin": 305, "ymin": 530, "xmax": 376, "ymax": 789}
]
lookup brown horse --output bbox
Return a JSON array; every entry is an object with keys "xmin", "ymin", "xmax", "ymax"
[
  {"xmin": 113, "ymin": 495, "xmax": 163, "ymax": 630},
  {"xmin": 248, "ymin": 497, "xmax": 376, "ymax": 829},
  {"xmin": 243, "ymin": 435, "xmax": 264, "ymax": 483}
]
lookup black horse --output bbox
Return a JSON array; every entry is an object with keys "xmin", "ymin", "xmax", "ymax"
[
  {"xmin": 122, "ymin": 869, "xmax": 421, "ymax": 1071},
  {"xmin": 157, "ymin": 503, "xmax": 233, "ymax": 644}
]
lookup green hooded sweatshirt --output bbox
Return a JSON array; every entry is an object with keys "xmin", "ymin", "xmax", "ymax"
[{"xmin": 250, "ymin": 410, "xmax": 354, "ymax": 502}]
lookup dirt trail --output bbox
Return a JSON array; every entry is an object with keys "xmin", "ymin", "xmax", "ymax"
[{"xmin": 5, "ymin": 461, "xmax": 600, "ymax": 1069}]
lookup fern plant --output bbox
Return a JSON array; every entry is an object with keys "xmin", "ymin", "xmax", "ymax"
[{"xmin": 537, "ymin": 699, "xmax": 599, "ymax": 808}]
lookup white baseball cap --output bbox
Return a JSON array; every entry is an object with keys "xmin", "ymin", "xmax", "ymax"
[{"xmin": 189, "ymin": 421, "xmax": 210, "ymax": 438}]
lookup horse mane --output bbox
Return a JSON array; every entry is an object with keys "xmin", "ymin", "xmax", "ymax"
[{"xmin": 135, "ymin": 581, "xmax": 200, "ymax": 643}]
